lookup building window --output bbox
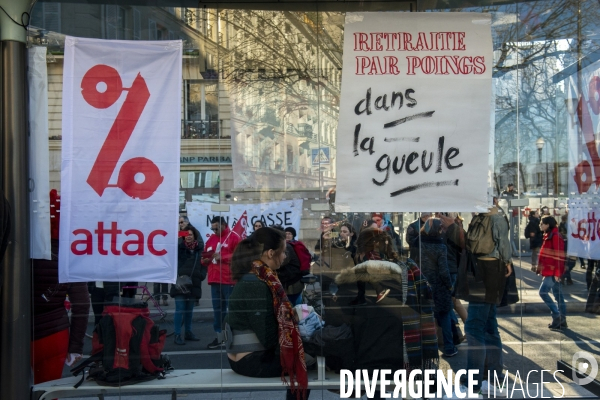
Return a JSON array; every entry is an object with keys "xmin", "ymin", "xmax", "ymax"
[
  {"xmin": 183, "ymin": 81, "xmax": 219, "ymax": 138},
  {"xmin": 31, "ymin": 3, "xmax": 61, "ymax": 33},
  {"xmin": 105, "ymin": 5, "xmax": 126, "ymax": 40},
  {"xmin": 148, "ymin": 19, "xmax": 157, "ymax": 40},
  {"xmin": 537, "ymin": 172, "xmax": 543, "ymax": 186},
  {"xmin": 133, "ymin": 9, "xmax": 141, "ymax": 39}
]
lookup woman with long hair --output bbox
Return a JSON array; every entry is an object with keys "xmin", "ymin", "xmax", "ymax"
[
  {"xmin": 537, "ymin": 216, "xmax": 567, "ymax": 330},
  {"xmin": 227, "ymin": 227, "xmax": 308, "ymax": 400},
  {"xmin": 171, "ymin": 228, "xmax": 206, "ymax": 345}
]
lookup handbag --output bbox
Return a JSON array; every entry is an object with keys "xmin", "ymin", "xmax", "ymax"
[{"xmin": 175, "ymin": 252, "xmax": 199, "ymax": 294}]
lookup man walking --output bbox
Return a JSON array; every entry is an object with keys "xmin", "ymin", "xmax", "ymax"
[
  {"xmin": 456, "ymin": 204, "xmax": 512, "ymax": 398},
  {"xmin": 501, "ymin": 183, "xmax": 519, "ymax": 251},
  {"xmin": 202, "ymin": 216, "xmax": 240, "ymax": 349}
]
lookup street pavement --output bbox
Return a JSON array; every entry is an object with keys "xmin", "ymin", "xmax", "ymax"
[{"xmin": 57, "ymin": 259, "xmax": 599, "ymax": 399}]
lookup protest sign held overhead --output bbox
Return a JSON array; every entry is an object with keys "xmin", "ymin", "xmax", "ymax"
[
  {"xmin": 185, "ymin": 199, "xmax": 303, "ymax": 241},
  {"xmin": 335, "ymin": 13, "xmax": 493, "ymax": 212},
  {"xmin": 59, "ymin": 37, "xmax": 182, "ymax": 283}
]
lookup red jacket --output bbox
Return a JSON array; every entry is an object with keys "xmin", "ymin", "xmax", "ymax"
[
  {"xmin": 538, "ymin": 227, "xmax": 565, "ymax": 277},
  {"xmin": 202, "ymin": 227, "xmax": 240, "ymax": 285}
]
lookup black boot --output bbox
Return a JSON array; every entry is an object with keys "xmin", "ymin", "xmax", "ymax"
[
  {"xmin": 560, "ymin": 317, "xmax": 568, "ymax": 328},
  {"xmin": 548, "ymin": 317, "xmax": 562, "ymax": 331}
]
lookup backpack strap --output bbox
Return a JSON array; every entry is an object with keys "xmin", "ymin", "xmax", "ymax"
[
  {"xmin": 70, "ymin": 351, "xmax": 103, "ymax": 388},
  {"xmin": 70, "ymin": 351, "xmax": 103, "ymax": 377}
]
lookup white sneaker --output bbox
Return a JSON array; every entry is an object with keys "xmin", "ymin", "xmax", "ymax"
[
  {"xmin": 479, "ymin": 380, "xmax": 508, "ymax": 397},
  {"xmin": 442, "ymin": 384, "xmax": 483, "ymax": 399}
]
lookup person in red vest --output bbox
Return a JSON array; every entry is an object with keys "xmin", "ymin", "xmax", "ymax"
[{"xmin": 202, "ymin": 216, "xmax": 240, "ymax": 349}]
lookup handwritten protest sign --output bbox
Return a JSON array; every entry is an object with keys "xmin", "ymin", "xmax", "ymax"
[{"xmin": 335, "ymin": 13, "xmax": 493, "ymax": 212}]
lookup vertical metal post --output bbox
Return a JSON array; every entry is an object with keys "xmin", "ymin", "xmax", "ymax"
[{"xmin": 0, "ymin": 0, "xmax": 31, "ymax": 398}]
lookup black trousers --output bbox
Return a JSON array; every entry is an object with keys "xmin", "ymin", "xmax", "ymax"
[
  {"xmin": 229, "ymin": 350, "xmax": 310, "ymax": 400},
  {"xmin": 587, "ymin": 260, "xmax": 598, "ymax": 291},
  {"xmin": 153, "ymin": 283, "xmax": 169, "ymax": 300}
]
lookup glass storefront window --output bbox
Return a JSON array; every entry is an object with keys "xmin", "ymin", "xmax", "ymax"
[{"xmin": 22, "ymin": 1, "xmax": 600, "ymax": 398}]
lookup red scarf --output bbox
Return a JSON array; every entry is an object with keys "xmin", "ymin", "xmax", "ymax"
[
  {"xmin": 250, "ymin": 260, "xmax": 308, "ymax": 399},
  {"xmin": 184, "ymin": 240, "xmax": 198, "ymax": 250}
]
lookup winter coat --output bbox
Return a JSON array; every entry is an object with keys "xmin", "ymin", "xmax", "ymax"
[
  {"xmin": 171, "ymin": 241, "xmax": 206, "ymax": 298},
  {"xmin": 32, "ymin": 239, "xmax": 90, "ymax": 353},
  {"xmin": 443, "ymin": 223, "xmax": 464, "ymax": 275},
  {"xmin": 335, "ymin": 260, "xmax": 406, "ymax": 370},
  {"xmin": 277, "ymin": 242, "xmax": 303, "ymax": 294},
  {"xmin": 525, "ymin": 216, "xmax": 543, "ymax": 249},
  {"xmin": 406, "ymin": 218, "xmax": 426, "ymax": 260},
  {"xmin": 456, "ymin": 251, "xmax": 508, "ymax": 305},
  {"xmin": 203, "ymin": 227, "xmax": 240, "ymax": 285},
  {"xmin": 538, "ymin": 227, "xmax": 565, "ymax": 278},
  {"xmin": 418, "ymin": 236, "xmax": 453, "ymax": 313},
  {"xmin": 312, "ymin": 237, "xmax": 356, "ymax": 291}
]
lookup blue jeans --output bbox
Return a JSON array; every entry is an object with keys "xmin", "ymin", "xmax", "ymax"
[
  {"xmin": 462, "ymin": 302, "xmax": 504, "ymax": 389},
  {"xmin": 211, "ymin": 284, "xmax": 235, "ymax": 333},
  {"xmin": 435, "ymin": 310, "xmax": 455, "ymax": 354},
  {"xmin": 174, "ymin": 296, "xmax": 195, "ymax": 336},
  {"xmin": 539, "ymin": 276, "xmax": 566, "ymax": 319}
]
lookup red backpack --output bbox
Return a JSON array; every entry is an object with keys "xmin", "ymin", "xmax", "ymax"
[
  {"xmin": 71, "ymin": 303, "xmax": 171, "ymax": 387},
  {"xmin": 288, "ymin": 240, "xmax": 312, "ymax": 272}
]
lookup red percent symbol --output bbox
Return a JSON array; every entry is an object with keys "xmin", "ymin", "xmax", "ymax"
[{"xmin": 82, "ymin": 64, "xmax": 163, "ymax": 200}]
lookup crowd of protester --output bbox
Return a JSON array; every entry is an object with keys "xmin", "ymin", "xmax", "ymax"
[{"xmin": 27, "ymin": 187, "xmax": 600, "ymax": 400}]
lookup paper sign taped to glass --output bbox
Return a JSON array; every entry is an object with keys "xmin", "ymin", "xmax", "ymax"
[{"xmin": 335, "ymin": 12, "xmax": 493, "ymax": 212}]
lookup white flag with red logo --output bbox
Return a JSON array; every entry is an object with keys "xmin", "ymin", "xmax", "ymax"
[
  {"xmin": 232, "ymin": 211, "xmax": 249, "ymax": 240},
  {"xmin": 59, "ymin": 37, "xmax": 182, "ymax": 283}
]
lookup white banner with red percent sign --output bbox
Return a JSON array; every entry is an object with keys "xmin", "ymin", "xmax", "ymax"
[
  {"xmin": 59, "ymin": 37, "xmax": 182, "ymax": 283},
  {"xmin": 185, "ymin": 199, "xmax": 303, "ymax": 243},
  {"xmin": 566, "ymin": 60, "xmax": 600, "ymax": 260},
  {"xmin": 335, "ymin": 13, "xmax": 493, "ymax": 212}
]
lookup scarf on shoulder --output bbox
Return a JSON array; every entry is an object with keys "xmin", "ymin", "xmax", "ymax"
[
  {"xmin": 400, "ymin": 258, "xmax": 439, "ymax": 371},
  {"xmin": 184, "ymin": 240, "xmax": 198, "ymax": 250},
  {"xmin": 250, "ymin": 260, "xmax": 308, "ymax": 399}
]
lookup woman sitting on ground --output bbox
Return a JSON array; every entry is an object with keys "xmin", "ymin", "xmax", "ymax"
[{"xmin": 226, "ymin": 227, "xmax": 309, "ymax": 400}]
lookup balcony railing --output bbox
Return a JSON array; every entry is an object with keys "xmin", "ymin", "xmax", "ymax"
[{"xmin": 182, "ymin": 120, "xmax": 220, "ymax": 139}]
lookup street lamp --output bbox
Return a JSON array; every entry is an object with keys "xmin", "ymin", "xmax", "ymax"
[
  {"xmin": 536, "ymin": 137, "xmax": 545, "ymax": 163},
  {"xmin": 536, "ymin": 137, "xmax": 549, "ymax": 196}
]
